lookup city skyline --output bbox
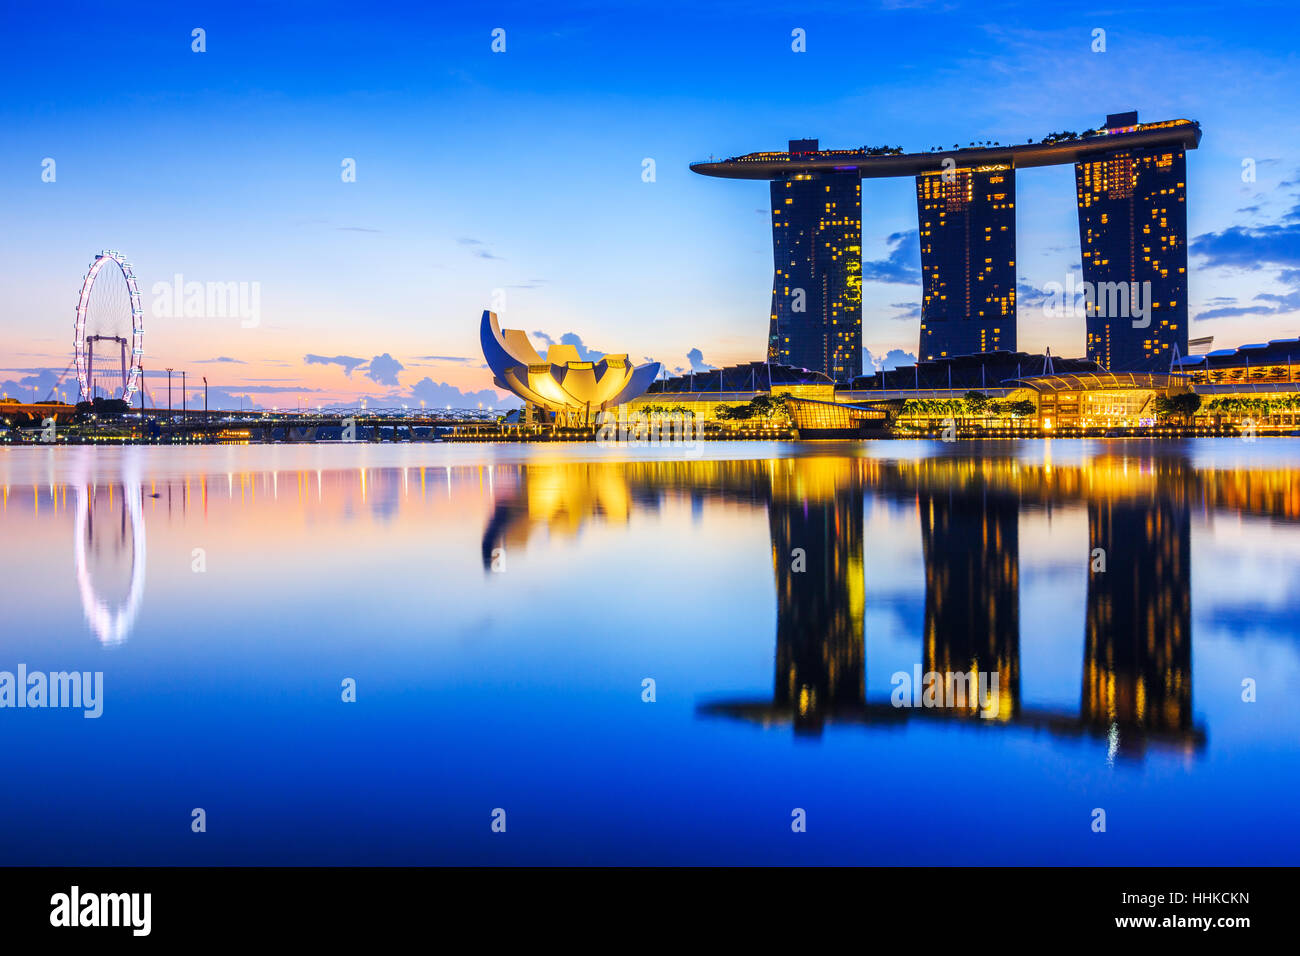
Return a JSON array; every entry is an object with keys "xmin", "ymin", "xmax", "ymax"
[{"xmin": 2, "ymin": 1, "xmax": 1299, "ymax": 408}]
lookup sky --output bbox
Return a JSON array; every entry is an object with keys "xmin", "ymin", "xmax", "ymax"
[{"xmin": 1, "ymin": 0, "xmax": 1298, "ymax": 409}]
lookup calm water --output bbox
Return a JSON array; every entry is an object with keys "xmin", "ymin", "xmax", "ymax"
[{"xmin": 1, "ymin": 439, "xmax": 1298, "ymax": 865}]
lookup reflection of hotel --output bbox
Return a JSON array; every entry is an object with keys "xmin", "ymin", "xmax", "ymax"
[
  {"xmin": 920, "ymin": 487, "xmax": 1020, "ymax": 720},
  {"xmin": 767, "ymin": 463, "xmax": 866, "ymax": 733},
  {"xmin": 696, "ymin": 455, "xmax": 1204, "ymax": 757},
  {"xmin": 1084, "ymin": 495, "xmax": 1193, "ymax": 757}
]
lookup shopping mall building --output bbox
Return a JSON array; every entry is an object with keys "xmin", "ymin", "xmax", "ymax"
[{"xmin": 627, "ymin": 342, "xmax": 1300, "ymax": 436}]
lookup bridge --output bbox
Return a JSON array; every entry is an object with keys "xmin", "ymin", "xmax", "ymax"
[{"xmin": 0, "ymin": 404, "xmax": 492, "ymax": 442}]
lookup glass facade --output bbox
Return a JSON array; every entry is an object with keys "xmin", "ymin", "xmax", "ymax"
[
  {"xmin": 768, "ymin": 145, "xmax": 862, "ymax": 383},
  {"xmin": 916, "ymin": 165, "xmax": 1017, "ymax": 361},
  {"xmin": 1075, "ymin": 133, "xmax": 1189, "ymax": 371}
]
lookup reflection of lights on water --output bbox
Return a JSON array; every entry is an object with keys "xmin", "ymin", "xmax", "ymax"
[
  {"xmin": 1106, "ymin": 722, "xmax": 1119, "ymax": 766},
  {"xmin": 73, "ymin": 465, "xmax": 146, "ymax": 648}
]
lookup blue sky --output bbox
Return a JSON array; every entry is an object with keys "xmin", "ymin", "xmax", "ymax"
[{"xmin": 1, "ymin": 0, "xmax": 1297, "ymax": 407}]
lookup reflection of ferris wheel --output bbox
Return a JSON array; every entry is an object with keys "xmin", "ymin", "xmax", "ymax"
[
  {"xmin": 74, "ymin": 249, "xmax": 144, "ymax": 401},
  {"xmin": 72, "ymin": 455, "xmax": 147, "ymax": 647}
]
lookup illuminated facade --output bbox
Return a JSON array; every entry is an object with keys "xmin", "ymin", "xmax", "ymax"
[
  {"xmin": 1075, "ymin": 112, "xmax": 1190, "ymax": 371},
  {"xmin": 631, "ymin": 362, "xmax": 885, "ymax": 436},
  {"xmin": 480, "ymin": 310, "xmax": 660, "ymax": 424},
  {"xmin": 768, "ymin": 141, "xmax": 863, "ymax": 383},
  {"xmin": 632, "ymin": 361, "xmax": 834, "ymax": 422},
  {"xmin": 1176, "ymin": 338, "xmax": 1300, "ymax": 386},
  {"xmin": 916, "ymin": 166, "xmax": 1016, "ymax": 360},
  {"xmin": 692, "ymin": 115, "xmax": 1200, "ymax": 369}
]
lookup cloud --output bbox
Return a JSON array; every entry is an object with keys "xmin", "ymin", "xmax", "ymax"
[
  {"xmin": 305, "ymin": 354, "xmax": 367, "ymax": 376},
  {"xmin": 459, "ymin": 237, "xmax": 504, "ymax": 260},
  {"xmin": 200, "ymin": 384, "xmax": 325, "ymax": 394},
  {"xmin": 530, "ymin": 331, "xmax": 606, "ymax": 362},
  {"xmin": 337, "ymin": 226, "xmax": 381, "ymax": 233},
  {"xmin": 194, "ymin": 356, "xmax": 246, "ymax": 364},
  {"xmin": 365, "ymin": 353, "xmax": 404, "ymax": 386},
  {"xmin": 862, "ymin": 230, "xmax": 921, "ymax": 284},
  {"xmin": 863, "ymin": 348, "xmax": 917, "ymax": 373},
  {"xmin": 686, "ymin": 348, "xmax": 715, "ymax": 372},
  {"xmin": 1016, "ymin": 281, "xmax": 1053, "ymax": 310},
  {"xmin": 1196, "ymin": 304, "xmax": 1276, "ymax": 319},
  {"xmin": 182, "ymin": 388, "xmax": 264, "ymax": 411},
  {"xmin": 400, "ymin": 377, "xmax": 520, "ymax": 409},
  {"xmin": 561, "ymin": 333, "xmax": 605, "ymax": 362},
  {"xmin": 1197, "ymin": 284, "xmax": 1300, "ymax": 320},
  {"xmin": 887, "ymin": 301, "xmax": 922, "ymax": 321},
  {"xmin": 1191, "ymin": 195, "xmax": 1300, "ymax": 320},
  {"xmin": 413, "ymin": 355, "xmax": 473, "ymax": 364},
  {"xmin": 0, "ymin": 368, "xmax": 62, "ymax": 401},
  {"xmin": 1190, "ymin": 198, "xmax": 1300, "ymax": 270}
]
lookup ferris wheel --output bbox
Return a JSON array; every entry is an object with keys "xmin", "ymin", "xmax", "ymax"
[{"xmin": 73, "ymin": 249, "xmax": 145, "ymax": 401}]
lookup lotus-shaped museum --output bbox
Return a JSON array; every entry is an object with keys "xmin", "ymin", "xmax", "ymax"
[{"xmin": 480, "ymin": 310, "xmax": 661, "ymax": 422}]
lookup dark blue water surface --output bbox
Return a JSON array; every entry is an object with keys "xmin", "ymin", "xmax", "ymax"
[{"xmin": 1, "ymin": 439, "xmax": 1297, "ymax": 864}]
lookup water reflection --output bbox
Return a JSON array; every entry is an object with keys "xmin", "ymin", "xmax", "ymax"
[
  {"xmin": 0, "ymin": 447, "xmax": 1290, "ymax": 762},
  {"xmin": 699, "ymin": 456, "xmax": 1206, "ymax": 759},
  {"xmin": 1084, "ymin": 494, "xmax": 1192, "ymax": 760},
  {"xmin": 475, "ymin": 453, "xmax": 1230, "ymax": 758},
  {"xmin": 4, "ymin": 444, "xmax": 1296, "ymax": 864},
  {"xmin": 73, "ymin": 459, "xmax": 147, "ymax": 647}
]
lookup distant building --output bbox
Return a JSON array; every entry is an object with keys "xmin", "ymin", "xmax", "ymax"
[
  {"xmin": 644, "ymin": 360, "xmax": 833, "ymax": 395},
  {"xmin": 1173, "ymin": 338, "xmax": 1300, "ymax": 384},
  {"xmin": 1075, "ymin": 111, "xmax": 1190, "ymax": 371},
  {"xmin": 849, "ymin": 350, "xmax": 1102, "ymax": 392},
  {"xmin": 916, "ymin": 165, "xmax": 1017, "ymax": 360},
  {"xmin": 767, "ymin": 141, "xmax": 863, "ymax": 383}
]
